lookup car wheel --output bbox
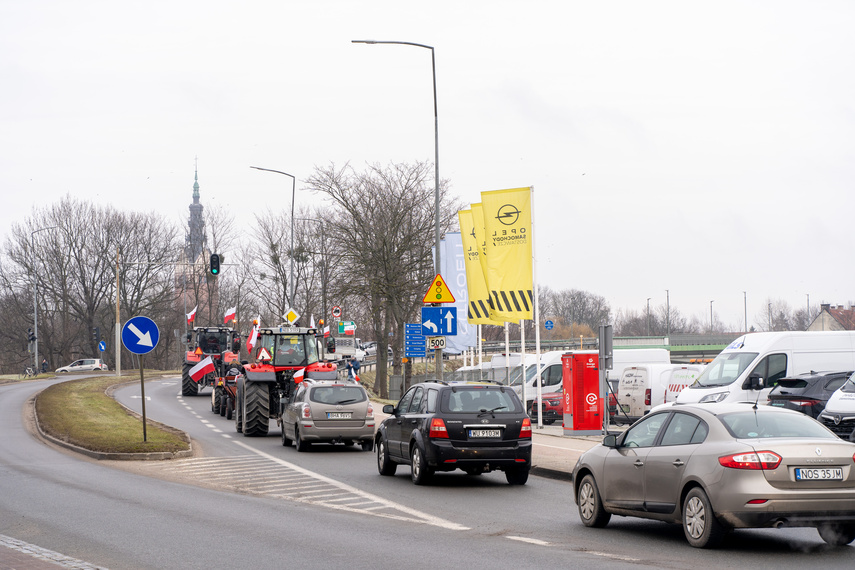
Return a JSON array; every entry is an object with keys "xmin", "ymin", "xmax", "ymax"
[
  {"xmin": 410, "ymin": 445, "xmax": 433, "ymax": 485},
  {"xmin": 376, "ymin": 438, "xmax": 397, "ymax": 476},
  {"xmin": 281, "ymin": 424, "xmax": 292, "ymax": 447},
  {"xmin": 505, "ymin": 466, "xmax": 530, "ymax": 485},
  {"xmin": 361, "ymin": 440, "xmax": 374, "ymax": 452},
  {"xmin": 683, "ymin": 487, "xmax": 726, "ymax": 548},
  {"xmin": 577, "ymin": 474, "xmax": 611, "ymax": 528},
  {"xmin": 817, "ymin": 523, "xmax": 855, "ymax": 546},
  {"xmin": 295, "ymin": 426, "xmax": 311, "ymax": 452}
]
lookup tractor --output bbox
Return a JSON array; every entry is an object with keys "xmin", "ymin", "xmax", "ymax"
[{"xmin": 182, "ymin": 326, "xmax": 242, "ymax": 396}]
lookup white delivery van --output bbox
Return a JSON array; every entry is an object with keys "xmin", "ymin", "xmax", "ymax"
[
  {"xmin": 615, "ymin": 364, "xmax": 704, "ymax": 424},
  {"xmin": 675, "ymin": 331, "xmax": 855, "ymax": 405},
  {"xmin": 512, "ymin": 348, "xmax": 671, "ymax": 410},
  {"xmin": 818, "ymin": 374, "xmax": 855, "ymax": 440}
]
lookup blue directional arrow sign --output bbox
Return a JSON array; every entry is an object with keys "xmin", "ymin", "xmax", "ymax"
[
  {"xmin": 98, "ymin": 340, "xmax": 106, "ymax": 352},
  {"xmin": 421, "ymin": 307, "xmax": 457, "ymax": 337},
  {"xmin": 121, "ymin": 316, "xmax": 160, "ymax": 355}
]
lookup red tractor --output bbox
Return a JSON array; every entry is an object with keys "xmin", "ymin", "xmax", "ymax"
[
  {"xmin": 182, "ymin": 326, "xmax": 242, "ymax": 397},
  {"xmin": 234, "ymin": 325, "xmax": 338, "ymax": 437}
]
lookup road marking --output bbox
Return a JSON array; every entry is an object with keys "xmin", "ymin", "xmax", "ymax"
[
  {"xmin": 507, "ymin": 536, "xmax": 551, "ymax": 546},
  {"xmin": 0, "ymin": 534, "xmax": 105, "ymax": 569},
  {"xmin": 585, "ymin": 551, "xmax": 641, "ymax": 562}
]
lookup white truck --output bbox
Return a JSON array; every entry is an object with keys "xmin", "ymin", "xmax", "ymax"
[
  {"xmin": 615, "ymin": 363, "xmax": 704, "ymax": 424},
  {"xmin": 675, "ymin": 331, "xmax": 855, "ymax": 405}
]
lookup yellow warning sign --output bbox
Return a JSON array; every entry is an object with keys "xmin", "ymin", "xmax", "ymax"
[{"xmin": 422, "ymin": 274, "xmax": 456, "ymax": 303}]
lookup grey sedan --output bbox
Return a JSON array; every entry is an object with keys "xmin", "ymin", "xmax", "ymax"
[{"xmin": 572, "ymin": 402, "xmax": 855, "ymax": 548}]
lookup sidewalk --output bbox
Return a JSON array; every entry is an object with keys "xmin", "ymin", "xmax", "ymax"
[{"xmin": 529, "ymin": 423, "xmax": 603, "ymax": 481}]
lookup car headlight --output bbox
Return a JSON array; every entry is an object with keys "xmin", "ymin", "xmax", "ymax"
[{"xmin": 699, "ymin": 392, "xmax": 729, "ymax": 403}]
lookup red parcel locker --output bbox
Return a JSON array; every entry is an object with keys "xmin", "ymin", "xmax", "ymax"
[{"xmin": 562, "ymin": 352, "xmax": 603, "ymax": 436}]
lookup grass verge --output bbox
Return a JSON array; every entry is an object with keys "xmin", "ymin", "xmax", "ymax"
[{"xmin": 35, "ymin": 376, "xmax": 190, "ymax": 454}]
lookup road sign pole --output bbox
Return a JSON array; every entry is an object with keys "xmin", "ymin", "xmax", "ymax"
[{"xmin": 139, "ymin": 355, "xmax": 147, "ymax": 442}]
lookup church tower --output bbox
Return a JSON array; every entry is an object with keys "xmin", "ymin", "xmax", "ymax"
[{"xmin": 185, "ymin": 168, "xmax": 207, "ymax": 263}]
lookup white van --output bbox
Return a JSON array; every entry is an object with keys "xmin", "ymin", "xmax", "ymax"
[
  {"xmin": 615, "ymin": 364, "xmax": 704, "ymax": 424},
  {"xmin": 675, "ymin": 331, "xmax": 855, "ymax": 405},
  {"xmin": 818, "ymin": 374, "xmax": 855, "ymax": 440},
  {"xmin": 512, "ymin": 348, "xmax": 671, "ymax": 409}
]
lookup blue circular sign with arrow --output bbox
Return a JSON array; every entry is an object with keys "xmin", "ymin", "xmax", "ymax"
[
  {"xmin": 121, "ymin": 316, "xmax": 160, "ymax": 355},
  {"xmin": 545, "ymin": 319, "xmax": 554, "ymax": 330}
]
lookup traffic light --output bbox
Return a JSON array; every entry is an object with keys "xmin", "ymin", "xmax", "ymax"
[
  {"xmin": 27, "ymin": 328, "xmax": 36, "ymax": 343},
  {"xmin": 210, "ymin": 253, "xmax": 220, "ymax": 275},
  {"xmin": 92, "ymin": 327, "xmax": 100, "ymax": 342}
]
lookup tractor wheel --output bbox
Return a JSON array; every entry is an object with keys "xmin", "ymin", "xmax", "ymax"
[
  {"xmin": 242, "ymin": 381, "xmax": 270, "ymax": 437},
  {"xmin": 225, "ymin": 397, "xmax": 233, "ymax": 420},
  {"xmin": 234, "ymin": 385, "xmax": 243, "ymax": 433},
  {"xmin": 212, "ymin": 386, "xmax": 223, "ymax": 413},
  {"xmin": 181, "ymin": 362, "xmax": 197, "ymax": 396}
]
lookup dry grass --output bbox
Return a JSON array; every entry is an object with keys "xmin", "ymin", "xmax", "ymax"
[{"xmin": 35, "ymin": 376, "xmax": 189, "ymax": 454}]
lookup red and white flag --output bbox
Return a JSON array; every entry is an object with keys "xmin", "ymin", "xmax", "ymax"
[
  {"xmin": 186, "ymin": 305, "xmax": 197, "ymax": 324},
  {"xmin": 189, "ymin": 356, "xmax": 215, "ymax": 381},
  {"xmin": 344, "ymin": 323, "xmax": 356, "ymax": 336},
  {"xmin": 310, "ymin": 314, "xmax": 315, "ymax": 329},
  {"xmin": 323, "ymin": 325, "xmax": 330, "ymax": 338},
  {"xmin": 224, "ymin": 306, "xmax": 236, "ymax": 324},
  {"xmin": 293, "ymin": 368, "xmax": 305, "ymax": 383},
  {"xmin": 246, "ymin": 317, "xmax": 260, "ymax": 353}
]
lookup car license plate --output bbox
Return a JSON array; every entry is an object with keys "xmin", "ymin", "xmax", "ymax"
[
  {"xmin": 468, "ymin": 429, "xmax": 501, "ymax": 438},
  {"xmin": 327, "ymin": 412, "xmax": 352, "ymax": 419},
  {"xmin": 795, "ymin": 468, "xmax": 843, "ymax": 481},
  {"xmin": 770, "ymin": 401, "xmax": 785, "ymax": 407}
]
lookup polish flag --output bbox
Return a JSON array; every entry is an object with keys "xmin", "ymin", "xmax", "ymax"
[
  {"xmin": 189, "ymin": 356, "xmax": 215, "ymax": 381},
  {"xmin": 344, "ymin": 323, "xmax": 356, "ymax": 336},
  {"xmin": 224, "ymin": 306, "xmax": 236, "ymax": 324},
  {"xmin": 186, "ymin": 305, "xmax": 198, "ymax": 324},
  {"xmin": 246, "ymin": 318, "xmax": 260, "ymax": 353},
  {"xmin": 293, "ymin": 368, "xmax": 305, "ymax": 383},
  {"xmin": 323, "ymin": 325, "xmax": 330, "ymax": 338},
  {"xmin": 310, "ymin": 314, "xmax": 315, "ymax": 329}
]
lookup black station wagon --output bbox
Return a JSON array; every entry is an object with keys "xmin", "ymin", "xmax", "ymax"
[{"xmin": 375, "ymin": 381, "xmax": 533, "ymax": 485}]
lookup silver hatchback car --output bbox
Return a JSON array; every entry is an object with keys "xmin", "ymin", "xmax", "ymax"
[
  {"xmin": 572, "ymin": 402, "xmax": 855, "ymax": 548},
  {"xmin": 279, "ymin": 379, "xmax": 375, "ymax": 452}
]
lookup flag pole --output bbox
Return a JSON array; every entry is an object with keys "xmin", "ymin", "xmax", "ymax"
[{"xmin": 530, "ymin": 186, "xmax": 543, "ymax": 428}]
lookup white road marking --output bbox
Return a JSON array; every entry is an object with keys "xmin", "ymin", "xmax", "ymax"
[
  {"xmin": 0, "ymin": 534, "xmax": 106, "ymax": 569},
  {"xmin": 507, "ymin": 536, "xmax": 551, "ymax": 546}
]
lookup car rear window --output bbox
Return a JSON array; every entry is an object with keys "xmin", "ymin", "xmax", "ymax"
[
  {"xmin": 777, "ymin": 379, "xmax": 808, "ymax": 389},
  {"xmin": 720, "ymin": 411, "xmax": 837, "ymax": 439},
  {"xmin": 310, "ymin": 386, "xmax": 366, "ymax": 405},
  {"xmin": 441, "ymin": 387, "xmax": 521, "ymax": 413}
]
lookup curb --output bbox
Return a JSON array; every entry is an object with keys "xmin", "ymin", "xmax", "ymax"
[{"xmin": 30, "ymin": 380, "xmax": 194, "ymax": 461}]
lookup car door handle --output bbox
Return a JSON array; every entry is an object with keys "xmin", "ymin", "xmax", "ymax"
[
  {"xmin": 672, "ymin": 459, "xmax": 685, "ymax": 467},
  {"xmin": 633, "ymin": 460, "xmax": 644, "ymax": 468}
]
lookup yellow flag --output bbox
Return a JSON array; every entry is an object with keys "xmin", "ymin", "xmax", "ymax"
[
  {"xmin": 480, "ymin": 187, "xmax": 533, "ymax": 321},
  {"xmin": 458, "ymin": 209, "xmax": 504, "ymax": 326}
]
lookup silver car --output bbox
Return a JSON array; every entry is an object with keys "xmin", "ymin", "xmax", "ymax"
[
  {"xmin": 55, "ymin": 358, "xmax": 109, "ymax": 373},
  {"xmin": 572, "ymin": 402, "xmax": 855, "ymax": 548},
  {"xmin": 279, "ymin": 379, "xmax": 375, "ymax": 452}
]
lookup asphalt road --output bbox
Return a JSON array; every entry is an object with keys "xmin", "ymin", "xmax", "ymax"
[{"xmin": 2, "ymin": 376, "xmax": 855, "ymax": 569}]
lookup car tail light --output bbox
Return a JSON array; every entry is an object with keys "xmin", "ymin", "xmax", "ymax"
[
  {"xmin": 520, "ymin": 417, "xmax": 532, "ymax": 438},
  {"xmin": 718, "ymin": 451, "xmax": 782, "ymax": 470},
  {"xmin": 302, "ymin": 404, "xmax": 312, "ymax": 419},
  {"xmin": 429, "ymin": 418, "xmax": 448, "ymax": 438},
  {"xmin": 366, "ymin": 403, "xmax": 374, "ymax": 418},
  {"xmin": 789, "ymin": 399, "xmax": 820, "ymax": 407},
  {"xmin": 644, "ymin": 389, "xmax": 651, "ymax": 406}
]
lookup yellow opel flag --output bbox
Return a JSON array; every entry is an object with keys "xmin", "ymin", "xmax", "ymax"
[
  {"xmin": 480, "ymin": 187, "xmax": 533, "ymax": 321},
  {"xmin": 458, "ymin": 209, "xmax": 504, "ymax": 326}
]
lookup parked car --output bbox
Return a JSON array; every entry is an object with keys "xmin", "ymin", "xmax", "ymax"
[
  {"xmin": 279, "ymin": 378, "xmax": 375, "ymax": 451},
  {"xmin": 768, "ymin": 370, "xmax": 853, "ymax": 419},
  {"xmin": 530, "ymin": 391, "xmax": 562, "ymax": 425},
  {"xmin": 376, "ymin": 381, "xmax": 532, "ymax": 485},
  {"xmin": 572, "ymin": 402, "xmax": 855, "ymax": 548},
  {"xmin": 55, "ymin": 358, "xmax": 108, "ymax": 373},
  {"xmin": 819, "ymin": 372, "xmax": 855, "ymax": 440}
]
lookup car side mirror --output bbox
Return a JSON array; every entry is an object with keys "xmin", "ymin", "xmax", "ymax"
[
  {"xmin": 327, "ymin": 337, "xmax": 336, "ymax": 353},
  {"xmin": 603, "ymin": 434, "xmax": 618, "ymax": 448},
  {"xmin": 382, "ymin": 404, "xmax": 395, "ymax": 415},
  {"xmin": 232, "ymin": 337, "xmax": 241, "ymax": 352},
  {"xmin": 747, "ymin": 375, "xmax": 765, "ymax": 390}
]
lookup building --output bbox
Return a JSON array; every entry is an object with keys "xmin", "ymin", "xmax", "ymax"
[
  {"xmin": 176, "ymin": 168, "xmax": 218, "ymax": 326},
  {"xmin": 808, "ymin": 304, "xmax": 855, "ymax": 331}
]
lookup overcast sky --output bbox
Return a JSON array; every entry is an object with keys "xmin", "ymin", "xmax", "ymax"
[{"xmin": 2, "ymin": 1, "xmax": 853, "ymax": 331}]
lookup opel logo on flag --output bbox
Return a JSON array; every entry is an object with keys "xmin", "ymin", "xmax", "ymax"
[{"xmin": 495, "ymin": 204, "xmax": 521, "ymax": 225}]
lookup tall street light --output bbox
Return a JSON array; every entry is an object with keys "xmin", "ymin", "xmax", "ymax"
[
  {"xmin": 353, "ymin": 39, "xmax": 443, "ymax": 377},
  {"xmin": 646, "ymin": 297, "xmax": 651, "ymax": 336},
  {"xmin": 710, "ymin": 300, "xmax": 715, "ymax": 333},
  {"xmin": 251, "ymin": 166, "xmax": 296, "ymax": 307},
  {"xmin": 31, "ymin": 225, "xmax": 57, "ymax": 371}
]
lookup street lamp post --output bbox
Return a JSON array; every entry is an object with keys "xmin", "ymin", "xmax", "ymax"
[
  {"xmin": 352, "ymin": 39, "xmax": 444, "ymax": 379},
  {"xmin": 710, "ymin": 300, "xmax": 715, "ymax": 333},
  {"xmin": 251, "ymin": 166, "xmax": 296, "ymax": 306},
  {"xmin": 646, "ymin": 298, "xmax": 651, "ymax": 336},
  {"xmin": 31, "ymin": 226, "xmax": 57, "ymax": 372},
  {"xmin": 665, "ymin": 290, "xmax": 670, "ymax": 338}
]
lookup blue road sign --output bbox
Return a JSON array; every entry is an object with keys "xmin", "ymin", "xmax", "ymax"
[
  {"xmin": 98, "ymin": 340, "xmax": 106, "ymax": 352},
  {"xmin": 421, "ymin": 307, "xmax": 457, "ymax": 337},
  {"xmin": 405, "ymin": 322, "xmax": 427, "ymax": 357},
  {"xmin": 121, "ymin": 316, "xmax": 160, "ymax": 355},
  {"xmin": 545, "ymin": 320, "xmax": 554, "ymax": 331}
]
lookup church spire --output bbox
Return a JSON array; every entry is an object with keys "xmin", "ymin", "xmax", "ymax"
[{"xmin": 186, "ymin": 162, "xmax": 207, "ymax": 263}]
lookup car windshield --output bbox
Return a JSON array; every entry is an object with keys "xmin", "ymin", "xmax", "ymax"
[
  {"xmin": 720, "ymin": 410, "xmax": 837, "ymax": 439},
  {"xmin": 510, "ymin": 364, "xmax": 538, "ymax": 386},
  {"xmin": 199, "ymin": 331, "xmax": 229, "ymax": 352},
  {"xmin": 841, "ymin": 372, "xmax": 855, "ymax": 394},
  {"xmin": 690, "ymin": 352, "xmax": 758, "ymax": 388},
  {"xmin": 441, "ymin": 387, "xmax": 521, "ymax": 413},
  {"xmin": 310, "ymin": 386, "xmax": 366, "ymax": 405}
]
